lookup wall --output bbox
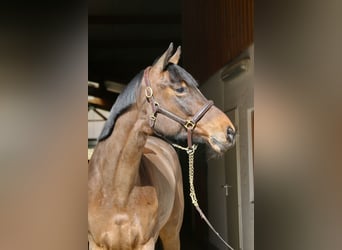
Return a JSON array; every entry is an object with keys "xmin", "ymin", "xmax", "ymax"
[
  {"xmin": 182, "ymin": 0, "xmax": 254, "ymax": 83},
  {"xmin": 201, "ymin": 46, "xmax": 254, "ymax": 250}
]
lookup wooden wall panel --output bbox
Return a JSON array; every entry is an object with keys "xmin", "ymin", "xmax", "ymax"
[
  {"xmin": 181, "ymin": 0, "xmax": 253, "ymax": 246},
  {"xmin": 182, "ymin": 0, "xmax": 253, "ymax": 83}
]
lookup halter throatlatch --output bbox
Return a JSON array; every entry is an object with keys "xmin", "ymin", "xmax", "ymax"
[{"xmin": 143, "ymin": 67, "xmax": 235, "ymax": 250}]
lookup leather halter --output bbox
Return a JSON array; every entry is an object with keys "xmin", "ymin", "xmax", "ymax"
[{"xmin": 143, "ymin": 67, "xmax": 214, "ymax": 148}]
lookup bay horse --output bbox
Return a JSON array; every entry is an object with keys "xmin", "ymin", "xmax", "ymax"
[{"xmin": 88, "ymin": 43, "xmax": 236, "ymax": 250}]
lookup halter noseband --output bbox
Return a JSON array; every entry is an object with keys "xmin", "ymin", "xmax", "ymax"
[{"xmin": 143, "ymin": 67, "xmax": 213, "ymax": 148}]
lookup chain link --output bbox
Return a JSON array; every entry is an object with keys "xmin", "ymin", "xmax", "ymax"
[
  {"xmin": 172, "ymin": 143, "xmax": 235, "ymax": 250},
  {"xmin": 188, "ymin": 145, "xmax": 199, "ymax": 207},
  {"xmin": 172, "ymin": 144, "xmax": 198, "ymax": 206}
]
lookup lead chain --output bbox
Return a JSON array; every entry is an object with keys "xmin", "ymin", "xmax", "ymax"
[
  {"xmin": 172, "ymin": 144, "xmax": 199, "ymax": 207},
  {"xmin": 188, "ymin": 145, "xmax": 199, "ymax": 207},
  {"xmin": 171, "ymin": 143, "xmax": 199, "ymax": 206},
  {"xmin": 172, "ymin": 143, "xmax": 235, "ymax": 250}
]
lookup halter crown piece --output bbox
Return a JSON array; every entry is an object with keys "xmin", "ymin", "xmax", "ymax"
[{"xmin": 143, "ymin": 67, "xmax": 235, "ymax": 250}]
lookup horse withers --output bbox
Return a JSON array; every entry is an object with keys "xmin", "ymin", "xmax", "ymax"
[{"xmin": 88, "ymin": 43, "xmax": 236, "ymax": 250}]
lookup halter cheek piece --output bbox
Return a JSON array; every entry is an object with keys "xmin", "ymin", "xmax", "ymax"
[{"xmin": 143, "ymin": 67, "xmax": 214, "ymax": 148}]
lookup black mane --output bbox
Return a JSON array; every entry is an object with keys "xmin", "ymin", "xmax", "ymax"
[{"xmin": 98, "ymin": 71, "xmax": 143, "ymax": 141}]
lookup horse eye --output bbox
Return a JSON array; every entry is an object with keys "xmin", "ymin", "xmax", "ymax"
[{"xmin": 175, "ymin": 87, "xmax": 185, "ymax": 94}]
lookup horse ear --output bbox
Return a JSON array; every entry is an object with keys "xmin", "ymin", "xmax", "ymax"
[
  {"xmin": 152, "ymin": 42, "xmax": 174, "ymax": 72},
  {"xmin": 169, "ymin": 46, "xmax": 181, "ymax": 65}
]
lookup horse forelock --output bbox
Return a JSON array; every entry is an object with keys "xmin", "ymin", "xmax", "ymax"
[{"xmin": 98, "ymin": 71, "xmax": 143, "ymax": 141}]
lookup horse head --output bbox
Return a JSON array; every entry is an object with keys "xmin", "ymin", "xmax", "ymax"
[{"xmin": 141, "ymin": 43, "xmax": 236, "ymax": 154}]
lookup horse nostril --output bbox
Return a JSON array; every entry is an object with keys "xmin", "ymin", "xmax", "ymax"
[
  {"xmin": 227, "ymin": 126, "xmax": 236, "ymax": 136},
  {"xmin": 227, "ymin": 126, "xmax": 236, "ymax": 143}
]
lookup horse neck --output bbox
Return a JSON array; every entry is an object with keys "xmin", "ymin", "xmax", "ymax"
[{"xmin": 91, "ymin": 104, "xmax": 152, "ymax": 206}]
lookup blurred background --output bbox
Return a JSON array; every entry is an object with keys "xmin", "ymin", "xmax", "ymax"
[
  {"xmin": 88, "ymin": 1, "xmax": 253, "ymax": 249},
  {"xmin": 1, "ymin": 1, "xmax": 341, "ymax": 250}
]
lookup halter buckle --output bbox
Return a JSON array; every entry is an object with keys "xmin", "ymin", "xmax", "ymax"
[
  {"xmin": 184, "ymin": 120, "xmax": 195, "ymax": 130},
  {"xmin": 145, "ymin": 87, "xmax": 153, "ymax": 99}
]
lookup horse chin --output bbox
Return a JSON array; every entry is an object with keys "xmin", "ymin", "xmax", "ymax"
[{"xmin": 207, "ymin": 136, "xmax": 231, "ymax": 156}]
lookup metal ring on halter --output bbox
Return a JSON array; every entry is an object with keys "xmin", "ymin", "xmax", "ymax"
[
  {"xmin": 150, "ymin": 115, "xmax": 156, "ymax": 121},
  {"xmin": 149, "ymin": 114, "xmax": 157, "ymax": 128},
  {"xmin": 145, "ymin": 87, "xmax": 153, "ymax": 99},
  {"xmin": 184, "ymin": 120, "xmax": 195, "ymax": 130}
]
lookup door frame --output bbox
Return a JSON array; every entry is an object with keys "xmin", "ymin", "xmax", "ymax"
[{"xmin": 200, "ymin": 46, "xmax": 254, "ymax": 250}]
